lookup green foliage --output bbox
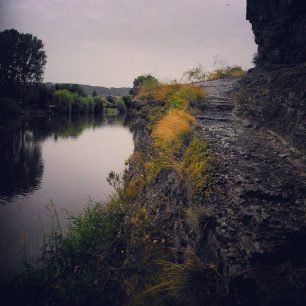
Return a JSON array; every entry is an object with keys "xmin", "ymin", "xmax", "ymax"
[
  {"xmin": 4, "ymin": 75, "xmax": 216, "ymax": 306},
  {"xmin": 131, "ymin": 74, "xmax": 159, "ymax": 96},
  {"xmin": 6, "ymin": 197, "xmax": 128, "ymax": 306},
  {"xmin": 54, "ymin": 83, "xmax": 86, "ymax": 97},
  {"xmin": 52, "ymin": 89, "xmax": 104, "ymax": 115},
  {"xmin": 122, "ymin": 95, "xmax": 133, "ymax": 109},
  {"xmin": 183, "ymin": 64, "xmax": 207, "ymax": 83},
  {"xmin": 183, "ymin": 136, "xmax": 211, "ymax": 197},
  {"xmin": 116, "ymin": 97, "xmax": 128, "ymax": 113},
  {"xmin": 0, "ymin": 29, "xmax": 47, "ymax": 101},
  {"xmin": 53, "ymin": 89, "xmax": 74, "ymax": 114},
  {"xmin": 207, "ymin": 65, "xmax": 246, "ymax": 80}
]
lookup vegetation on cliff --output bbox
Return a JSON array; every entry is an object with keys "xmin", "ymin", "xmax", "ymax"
[{"xmin": 182, "ymin": 63, "xmax": 246, "ymax": 83}]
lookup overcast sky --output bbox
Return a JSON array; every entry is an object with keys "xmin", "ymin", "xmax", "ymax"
[{"xmin": 0, "ymin": 0, "xmax": 257, "ymax": 87}]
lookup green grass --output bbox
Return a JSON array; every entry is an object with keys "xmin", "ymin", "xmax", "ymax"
[{"xmin": 4, "ymin": 196, "xmax": 129, "ymax": 306}]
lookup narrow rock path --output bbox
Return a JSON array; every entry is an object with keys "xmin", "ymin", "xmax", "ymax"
[{"xmin": 197, "ymin": 78, "xmax": 306, "ymax": 278}]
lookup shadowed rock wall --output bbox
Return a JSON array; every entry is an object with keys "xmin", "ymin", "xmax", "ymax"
[
  {"xmin": 237, "ymin": 1, "xmax": 306, "ymax": 152},
  {"xmin": 247, "ymin": 0, "xmax": 306, "ymax": 66}
]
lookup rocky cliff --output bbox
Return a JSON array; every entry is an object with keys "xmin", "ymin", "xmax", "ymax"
[
  {"xmin": 247, "ymin": 0, "xmax": 306, "ymax": 66},
  {"xmin": 237, "ymin": 1, "xmax": 306, "ymax": 153}
]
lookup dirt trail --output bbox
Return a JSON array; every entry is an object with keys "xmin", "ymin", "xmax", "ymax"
[{"xmin": 196, "ymin": 78, "xmax": 306, "ymax": 276}]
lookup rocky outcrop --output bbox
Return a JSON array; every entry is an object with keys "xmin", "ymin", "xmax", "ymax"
[
  {"xmin": 197, "ymin": 79, "xmax": 306, "ymax": 306},
  {"xmin": 247, "ymin": 0, "xmax": 306, "ymax": 66},
  {"xmin": 237, "ymin": 1, "xmax": 306, "ymax": 152},
  {"xmin": 236, "ymin": 65, "xmax": 306, "ymax": 152}
]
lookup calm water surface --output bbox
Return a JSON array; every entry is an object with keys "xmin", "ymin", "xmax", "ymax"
[{"xmin": 0, "ymin": 114, "xmax": 134, "ymax": 280}]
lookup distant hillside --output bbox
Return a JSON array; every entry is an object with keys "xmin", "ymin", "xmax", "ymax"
[
  {"xmin": 79, "ymin": 84, "xmax": 131, "ymax": 96},
  {"xmin": 46, "ymin": 83, "xmax": 131, "ymax": 96}
]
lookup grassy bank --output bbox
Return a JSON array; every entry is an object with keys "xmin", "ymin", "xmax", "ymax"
[{"xmin": 3, "ymin": 80, "xmax": 216, "ymax": 306}]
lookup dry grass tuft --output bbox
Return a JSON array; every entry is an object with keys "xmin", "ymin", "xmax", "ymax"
[{"xmin": 152, "ymin": 109, "xmax": 195, "ymax": 150}]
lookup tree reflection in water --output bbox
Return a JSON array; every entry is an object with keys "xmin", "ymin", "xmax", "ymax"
[{"xmin": 0, "ymin": 113, "xmax": 131, "ymax": 203}]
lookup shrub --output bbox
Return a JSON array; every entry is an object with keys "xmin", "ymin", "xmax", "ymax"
[
  {"xmin": 122, "ymin": 95, "xmax": 133, "ymax": 109},
  {"xmin": 137, "ymin": 82, "xmax": 205, "ymax": 111},
  {"xmin": 135, "ymin": 78, "xmax": 160, "ymax": 101},
  {"xmin": 207, "ymin": 65, "xmax": 246, "ymax": 80},
  {"xmin": 53, "ymin": 89, "xmax": 74, "ymax": 113},
  {"xmin": 131, "ymin": 74, "xmax": 159, "ymax": 96},
  {"xmin": 116, "ymin": 97, "xmax": 127, "ymax": 113},
  {"xmin": 182, "ymin": 64, "xmax": 207, "ymax": 83}
]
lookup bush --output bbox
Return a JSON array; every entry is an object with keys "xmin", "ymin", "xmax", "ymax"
[
  {"xmin": 207, "ymin": 66, "xmax": 246, "ymax": 80},
  {"xmin": 53, "ymin": 89, "xmax": 74, "ymax": 113},
  {"xmin": 116, "ymin": 97, "xmax": 127, "ymax": 113},
  {"xmin": 122, "ymin": 95, "xmax": 133, "ymax": 109},
  {"xmin": 53, "ymin": 89, "xmax": 104, "ymax": 114},
  {"xmin": 183, "ymin": 64, "xmax": 207, "ymax": 83},
  {"xmin": 54, "ymin": 83, "xmax": 86, "ymax": 97},
  {"xmin": 131, "ymin": 75, "xmax": 159, "ymax": 96}
]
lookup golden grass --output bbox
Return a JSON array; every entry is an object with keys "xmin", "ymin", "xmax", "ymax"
[
  {"xmin": 137, "ymin": 82, "xmax": 205, "ymax": 110},
  {"xmin": 136, "ymin": 253, "xmax": 220, "ymax": 304},
  {"xmin": 152, "ymin": 109, "xmax": 195, "ymax": 150},
  {"xmin": 136, "ymin": 78, "xmax": 160, "ymax": 100}
]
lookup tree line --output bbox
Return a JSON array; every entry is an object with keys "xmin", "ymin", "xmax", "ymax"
[{"xmin": 0, "ymin": 29, "xmax": 116, "ymax": 118}]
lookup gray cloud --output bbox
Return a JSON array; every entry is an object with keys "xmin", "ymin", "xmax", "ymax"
[{"xmin": 0, "ymin": 0, "xmax": 257, "ymax": 86}]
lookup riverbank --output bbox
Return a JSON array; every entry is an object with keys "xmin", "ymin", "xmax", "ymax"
[
  {"xmin": 2, "ymin": 81, "xmax": 214, "ymax": 306},
  {"xmin": 3, "ymin": 77, "xmax": 306, "ymax": 306},
  {"xmin": 0, "ymin": 113, "xmax": 134, "ymax": 283}
]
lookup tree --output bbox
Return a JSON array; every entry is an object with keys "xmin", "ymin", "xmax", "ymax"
[
  {"xmin": 53, "ymin": 89, "xmax": 74, "ymax": 115},
  {"xmin": 130, "ymin": 74, "xmax": 159, "ymax": 96},
  {"xmin": 54, "ymin": 83, "xmax": 86, "ymax": 97},
  {"xmin": 92, "ymin": 90, "xmax": 97, "ymax": 97},
  {"xmin": 0, "ymin": 29, "xmax": 47, "ymax": 101}
]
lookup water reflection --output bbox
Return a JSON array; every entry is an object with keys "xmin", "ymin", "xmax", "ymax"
[
  {"xmin": 0, "ymin": 114, "xmax": 134, "ymax": 279},
  {"xmin": 0, "ymin": 114, "xmax": 132, "ymax": 203},
  {"xmin": 0, "ymin": 126, "xmax": 43, "ymax": 202}
]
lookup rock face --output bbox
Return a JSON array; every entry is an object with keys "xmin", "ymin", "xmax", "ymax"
[
  {"xmin": 237, "ymin": 1, "xmax": 306, "ymax": 152},
  {"xmin": 236, "ymin": 66, "xmax": 306, "ymax": 152},
  {"xmin": 247, "ymin": 0, "xmax": 306, "ymax": 66},
  {"xmin": 198, "ymin": 79, "xmax": 306, "ymax": 306}
]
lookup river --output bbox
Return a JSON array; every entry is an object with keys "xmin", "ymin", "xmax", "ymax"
[{"xmin": 0, "ymin": 114, "xmax": 134, "ymax": 280}]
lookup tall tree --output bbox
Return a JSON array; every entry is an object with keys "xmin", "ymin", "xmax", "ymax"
[{"xmin": 0, "ymin": 29, "xmax": 47, "ymax": 101}]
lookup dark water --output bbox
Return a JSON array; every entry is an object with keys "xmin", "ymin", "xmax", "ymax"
[{"xmin": 0, "ymin": 114, "xmax": 134, "ymax": 280}]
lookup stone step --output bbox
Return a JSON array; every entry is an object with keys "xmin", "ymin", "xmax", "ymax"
[{"xmin": 197, "ymin": 115, "xmax": 232, "ymax": 122}]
